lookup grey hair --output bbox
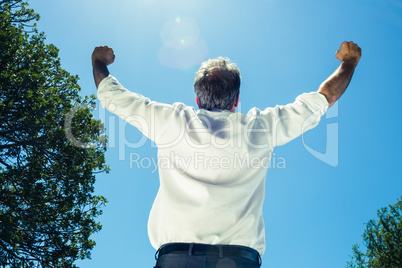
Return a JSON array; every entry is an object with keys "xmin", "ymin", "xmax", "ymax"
[{"xmin": 193, "ymin": 57, "xmax": 241, "ymax": 111}]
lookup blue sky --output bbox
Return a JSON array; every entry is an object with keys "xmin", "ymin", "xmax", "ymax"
[{"xmin": 29, "ymin": 0, "xmax": 402, "ymax": 267}]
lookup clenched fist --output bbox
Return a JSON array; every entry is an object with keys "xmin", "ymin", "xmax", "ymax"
[
  {"xmin": 335, "ymin": 41, "xmax": 361, "ymax": 66},
  {"xmin": 92, "ymin": 46, "xmax": 115, "ymax": 66}
]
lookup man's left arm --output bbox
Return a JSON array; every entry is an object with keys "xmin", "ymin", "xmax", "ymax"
[
  {"xmin": 92, "ymin": 46, "xmax": 115, "ymax": 88},
  {"xmin": 92, "ymin": 46, "xmax": 185, "ymax": 144}
]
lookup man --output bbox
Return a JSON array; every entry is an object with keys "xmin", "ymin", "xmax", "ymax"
[{"xmin": 92, "ymin": 41, "xmax": 361, "ymax": 268}]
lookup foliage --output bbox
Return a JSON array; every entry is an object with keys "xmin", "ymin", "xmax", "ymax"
[
  {"xmin": 0, "ymin": 0, "xmax": 109, "ymax": 267},
  {"xmin": 346, "ymin": 197, "xmax": 402, "ymax": 268}
]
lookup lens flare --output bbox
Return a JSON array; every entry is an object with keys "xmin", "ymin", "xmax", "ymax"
[{"xmin": 159, "ymin": 16, "xmax": 208, "ymax": 69}]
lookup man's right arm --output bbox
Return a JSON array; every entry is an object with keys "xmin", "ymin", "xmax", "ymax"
[
  {"xmin": 262, "ymin": 41, "xmax": 361, "ymax": 147},
  {"xmin": 318, "ymin": 41, "xmax": 362, "ymax": 107}
]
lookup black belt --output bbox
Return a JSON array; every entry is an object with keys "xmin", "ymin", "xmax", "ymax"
[{"xmin": 156, "ymin": 243, "xmax": 261, "ymax": 265}]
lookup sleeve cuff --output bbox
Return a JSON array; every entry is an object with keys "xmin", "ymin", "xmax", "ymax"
[
  {"xmin": 296, "ymin": 92, "xmax": 329, "ymax": 117},
  {"xmin": 97, "ymin": 74, "xmax": 114, "ymax": 92}
]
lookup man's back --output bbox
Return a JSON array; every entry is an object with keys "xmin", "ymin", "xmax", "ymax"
[{"xmin": 97, "ymin": 76, "xmax": 328, "ymax": 255}]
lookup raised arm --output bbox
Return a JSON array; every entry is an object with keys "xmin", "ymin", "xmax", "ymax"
[
  {"xmin": 318, "ymin": 41, "xmax": 362, "ymax": 107},
  {"xmin": 92, "ymin": 46, "xmax": 115, "ymax": 88}
]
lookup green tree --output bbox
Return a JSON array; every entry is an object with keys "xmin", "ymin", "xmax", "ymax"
[
  {"xmin": 0, "ymin": 0, "xmax": 109, "ymax": 267},
  {"xmin": 346, "ymin": 197, "xmax": 402, "ymax": 268}
]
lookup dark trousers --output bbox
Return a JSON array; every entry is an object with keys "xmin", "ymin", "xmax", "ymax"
[{"xmin": 154, "ymin": 243, "xmax": 262, "ymax": 268}]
